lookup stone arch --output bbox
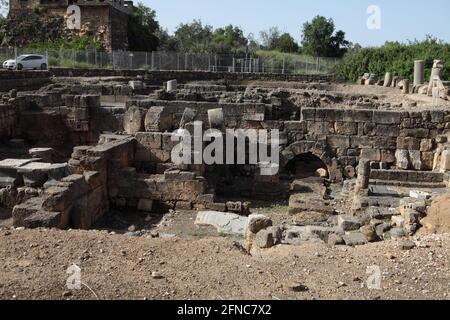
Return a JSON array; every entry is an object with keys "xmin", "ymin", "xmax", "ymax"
[{"xmin": 280, "ymin": 141, "xmax": 343, "ymax": 182}]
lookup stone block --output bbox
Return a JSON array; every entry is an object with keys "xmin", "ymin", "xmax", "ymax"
[
  {"xmin": 373, "ymin": 111, "xmax": 401, "ymax": 124},
  {"xmin": 145, "ymin": 107, "xmax": 173, "ymax": 132},
  {"xmin": 360, "ymin": 148, "xmax": 381, "ymax": 161},
  {"xmin": 123, "ymin": 106, "xmax": 143, "ymax": 134},
  {"xmin": 397, "ymin": 137, "xmax": 420, "ymax": 150},
  {"xmin": 337, "ymin": 215, "xmax": 361, "ymax": 231},
  {"xmin": 208, "ymin": 108, "xmax": 224, "ymax": 129},
  {"xmin": 195, "ymin": 211, "xmax": 248, "ymax": 235},
  {"xmin": 342, "ymin": 232, "xmax": 368, "ymax": 247},
  {"xmin": 334, "ymin": 122, "xmax": 357, "ymax": 135},
  {"xmin": 327, "ymin": 135, "xmax": 349, "ymax": 148},
  {"xmin": 135, "ymin": 132, "xmax": 162, "ymax": 150}
]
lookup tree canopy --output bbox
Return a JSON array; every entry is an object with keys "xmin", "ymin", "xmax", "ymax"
[
  {"xmin": 127, "ymin": 2, "xmax": 160, "ymax": 51},
  {"xmin": 301, "ymin": 15, "xmax": 349, "ymax": 57},
  {"xmin": 174, "ymin": 19, "xmax": 213, "ymax": 53},
  {"xmin": 259, "ymin": 27, "xmax": 299, "ymax": 53}
]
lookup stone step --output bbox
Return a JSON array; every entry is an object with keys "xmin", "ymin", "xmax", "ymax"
[
  {"xmin": 370, "ymin": 179, "xmax": 447, "ymax": 189},
  {"xmin": 370, "ymin": 169, "xmax": 444, "ymax": 183}
]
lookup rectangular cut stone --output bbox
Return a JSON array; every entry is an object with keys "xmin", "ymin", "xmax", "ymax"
[
  {"xmin": 327, "ymin": 135, "xmax": 350, "ymax": 148},
  {"xmin": 360, "ymin": 148, "xmax": 381, "ymax": 161},
  {"xmin": 373, "ymin": 111, "xmax": 401, "ymax": 124}
]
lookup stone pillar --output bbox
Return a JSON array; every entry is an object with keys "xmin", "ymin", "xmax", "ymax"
[
  {"xmin": 414, "ymin": 60, "xmax": 425, "ymax": 86},
  {"xmin": 383, "ymin": 72, "xmax": 392, "ymax": 87},
  {"xmin": 355, "ymin": 159, "xmax": 371, "ymax": 193},
  {"xmin": 166, "ymin": 80, "xmax": 178, "ymax": 92},
  {"xmin": 402, "ymin": 79, "xmax": 410, "ymax": 94}
]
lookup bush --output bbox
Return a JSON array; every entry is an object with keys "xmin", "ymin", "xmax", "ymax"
[{"xmin": 335, "ymin": 36, "xmax": 450, "ymax": 82}]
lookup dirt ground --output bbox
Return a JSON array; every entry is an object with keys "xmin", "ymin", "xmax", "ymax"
[{"xmin": 0, "ymin": 224, "xmax": 448, "ymax": 300}]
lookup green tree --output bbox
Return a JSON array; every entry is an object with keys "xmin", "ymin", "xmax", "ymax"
[
  {"xmin": 155, "ymin": 27, "xmax": 179, "ymax": 51},
  {"xmin": 128, "ymin": 2, "xmax": 160, "ymax": 51},
  {"xmin": 259, "ymin": 27, "xmax": 281, "ymax": 50},
  {"xmin": 301, "ymin": 15, "xmax": 349, "ymax": 57},
  {"xmin": 174, "ymin": 19, "xmax": 213, "ymax": 53},
  {"xmin": 0, "ymin": 15, "xmax": 5, "ymax": 45},
  {"xmin": 277, "ymin": 33, "xmax": 299, "ymax": 53},
  {"xmin": 211, "ymin": 24, "xmax": 247, "ymax": 53}
]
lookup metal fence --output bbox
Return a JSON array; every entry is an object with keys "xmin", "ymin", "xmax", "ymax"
[{"xmin": 0, "ymin": 47, "xmax": 339, "ymax": 74}]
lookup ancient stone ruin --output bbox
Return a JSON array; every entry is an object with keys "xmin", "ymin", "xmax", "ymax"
[{"xmin": 0, "ymin": 67, "xmax": 449, "ymax": 252}]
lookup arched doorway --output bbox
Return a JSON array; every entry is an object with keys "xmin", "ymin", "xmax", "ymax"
[{"xmin": 285, "ymin": 152, "xmax": 329, "ymax": 179}]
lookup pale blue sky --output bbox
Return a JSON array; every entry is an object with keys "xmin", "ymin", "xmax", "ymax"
[{"xmin": 146, "ymin": 0, "xmax": 450, "ymax": 46}]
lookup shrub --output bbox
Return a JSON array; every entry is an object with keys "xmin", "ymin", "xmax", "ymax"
[{"xmin": 335, "ymin": 36, "xmax": 450, "ymax": 82}]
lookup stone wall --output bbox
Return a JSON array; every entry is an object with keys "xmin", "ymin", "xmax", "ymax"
[
  {"xmin": 280, "ymin": 108, "xmax": 450, "ymax": 181},
  {"xmin": 0, "ymin": 103, "xmax": 17, "ymax": 141},
  {"xmin": 11, "ymin": 134, "xmax": 136, "ymax": 229},
  {"xmin": 129, "ymin": 99, "xmax": 271, "ymax": 129},
  {"xmin": 0, "ymin": 70, "xmax": 52, "ymax": 92},
  {"xmin": 50, "ymin": 69, "xmax": 334, "ymax": 84}
]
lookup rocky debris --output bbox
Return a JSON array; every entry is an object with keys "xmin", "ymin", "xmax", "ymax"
[
  {"xmin": 337, "ymin": 215, "xmax": 361, "ymax": 231},
  {"xmin": 399, "ymin": 240, "xmax": 416, "ymax": 250},
  {"xmin": 244, "ymin": 214, "xmax": 274, "ymax": 251},
  {"xmin": 328, "ymin": 234, "xmax": 345, "ymax": 246},
  {"xmin": 255, "ymin": 226, "xmax": 282, "ymax": 249},
  {"xmin": 284, "ymin": 226, "xmax": 343, "ymax": 245},
  {"xmin": 342, "ymin": 232, "xmax": 368, "ymax": 247},
  {"xmin": 246, "ymin": 214, "xmax": 273, "ymax": 234},
  {"xmin": 420, "ymin": 193, "xmax": 450, "ymax": 234},
  {"xmin": 360, "ymin": 225, "xmax": 378, "ymax": 242}
]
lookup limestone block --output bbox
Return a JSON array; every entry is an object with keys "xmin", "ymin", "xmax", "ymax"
[
  {"xmin": 409, "ymin": 150, "xmax": 422, "ymax": 170},
  {"xmin": 208, "ymin": 108, "xmax": 224, "ymax": 129},
  {"xmin": 29, "ymin": 148, "xmax": 55, "ymax": 162},
  {"xmin": 326, "ymin": 135, "xmax": 349, "ymax": 149},
  {"xmin": 396, "ymin": 150, "xmax": 410, "ymax": 170},
  {"xmin": 441, "ymin": 150, "xmax": 450, "ymax": 172},
  {"xmin": 12, "ymin": 197, "xmax": 44, "ymax": 227},
  {"xmin": 23, "ymin": 210, "xmax": 65, "ymax": 229},
  {"xmin": 343, "ymin": 232, "xmax": 368, "ymax": 246},
  {"xmin": 17, "ymin": 162, "xmax": 53, "ymax": 188},
  {"xmin": 337, "ymin": 215, "xmax": 361, "ymax": 231},
  {"xmin": 373, "ymin": 111, "xmax": 401, "ymax": 124},
  {"xmin": 195, "ymin": 211, "xmax": 248, "ymax": 235},
  {"xmin": 334, "ymin": 122, "xmax": 357, "ymax": 135},
  {"xmin": 179, "ymin": 108, "xmax": 198, "ymax": 128},
  {"xmin": 166, "ymin": 80, "xmax": 178, "ymax": 92},
  {"xmin": 0, "ymin": 159, "xmax": 37, "ymax": 188},
  {"xmin": 135, "ymin": 132, "xmax": 162, "ymax": 150},
  {"xmin": 123, "ymin": 107, "xmax": 143, "ymax": 134},
  {"xmin": 360, "ymin": 148, "xmax": 381, "ymax": 161},
  {"xmin": 145, "ymin": 107, "xmax": 173, "ymax": 132},
  {"xmin": 397, "ymin": 137, "xmax": 420, "ymax": 150}
]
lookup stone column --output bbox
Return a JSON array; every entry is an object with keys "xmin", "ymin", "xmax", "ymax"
[
  {"xmin": 414, "ymin": 60, "xmax": 425, "ymax": 86},
  {"xmin": 355, "ymin": 159, "xmax": 371, "ymax": 193},
  {"xmin": 402, "ymin": 79, "xmax": 410, "ymax": 94},
  {"xmin": 383, "ymin": 72, "xmax": 392, "ymax": 87}
]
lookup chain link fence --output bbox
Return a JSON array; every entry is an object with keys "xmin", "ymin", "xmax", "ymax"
[{"xmin": 0, "ymin": 47, "xmax": 339, "ymax": 74}]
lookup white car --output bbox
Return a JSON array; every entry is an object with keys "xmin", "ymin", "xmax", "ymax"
[{"xmin": 3, "ymin": 54, "xmax": 48, "ymax": 70}]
